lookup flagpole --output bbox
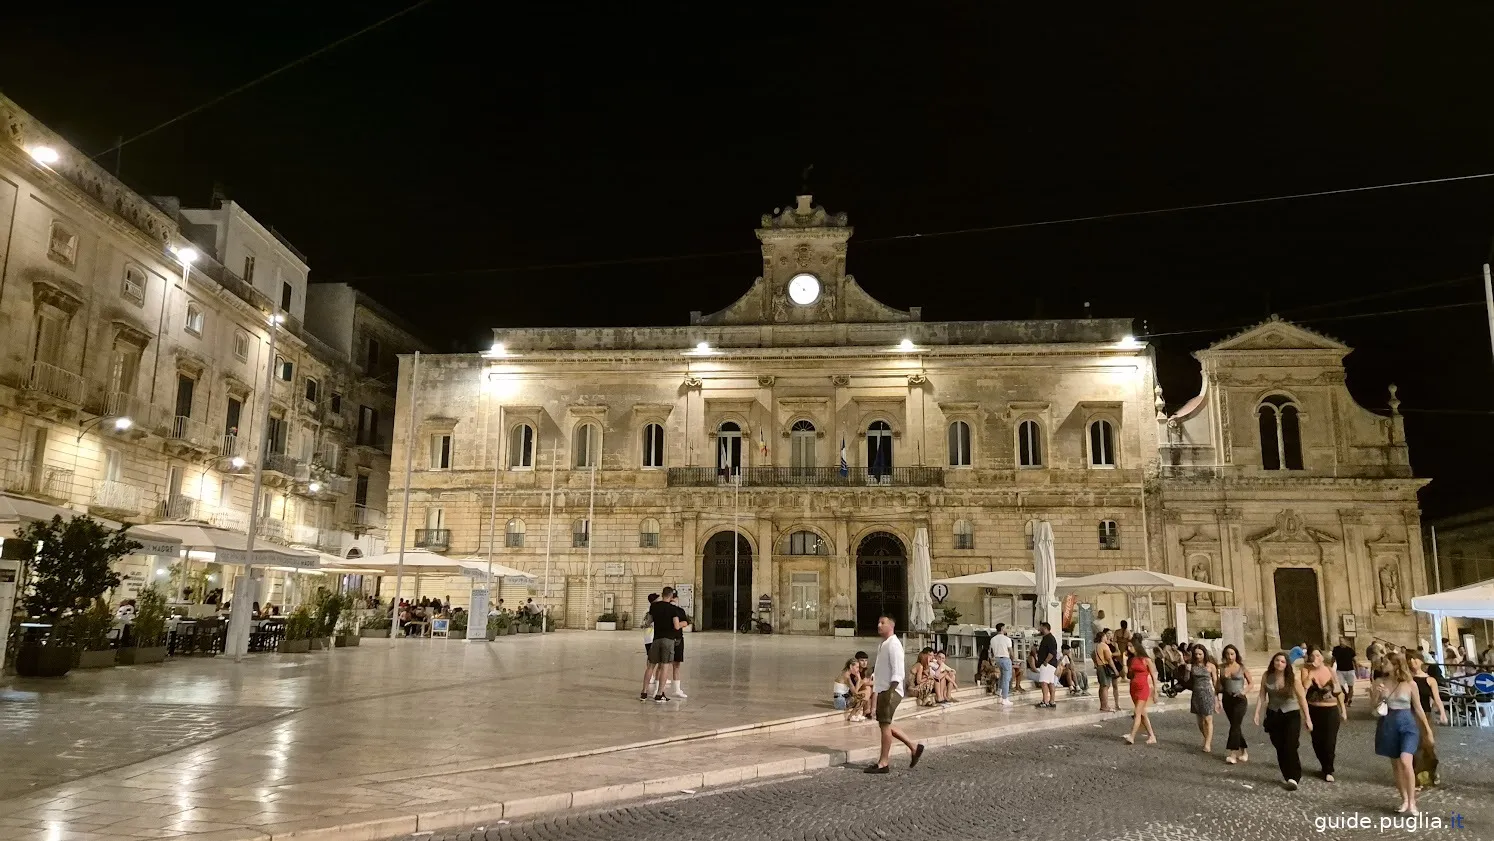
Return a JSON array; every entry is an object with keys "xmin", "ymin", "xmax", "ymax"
[
  {"xmin": 540, "ymin": 440, "xmax": 558, "ymax": 634},
  {"xmin": 391, "ymin": 351, "xmax": 420, "ymax": 639},
  {"xmin": 733, "ymin": 470, "xmax": 739, "ymax": 635},
  {"xmin": 585, "ymin": 461, "xmax": 596, "ymax": 631}
]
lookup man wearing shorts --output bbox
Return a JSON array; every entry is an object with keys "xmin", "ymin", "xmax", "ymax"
[
  {"xmin": 668, "ymin": 589, "xmax": 688, "ymax": 698},
  {"xmin": 865, "ymin": 614, "xmax": 924, "ymax": 773},
  {"xmin": 1035, "ymin": 621, "xmax": 1059, "ymax": 709},
  {"xmin": 641, "ymin": 587, "xmax": 689, "ymax": 702},
  {"xmin": 640, "ymin": 593, "xmax": 659, "ymax": 697},
  {"xmin": 1331, "ymin": 636, "xmax": 1358, "ymax": 706}
]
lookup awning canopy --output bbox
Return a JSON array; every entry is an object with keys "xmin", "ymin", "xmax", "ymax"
[
  {"xmin": 144, "ymin": 521, "xmax": 318, "ymax": 568},
  {"xmin": 1, "ymin": 494, "xmax": 179, "ymax": 554},
  {"xmin": 932, "ymin": 569, "xmax": 1065, "ymax": 591},
  {"xmin": 1411, "ymin": 577, "xmax": 1494, "ymax": 620},
  {"xmin": 455, "ymin": 557, "xmax": 536, "ymax": 580},
  {"xmin": 1055, "ymin": 569, "xmax": 1233, "ymax": 596}
]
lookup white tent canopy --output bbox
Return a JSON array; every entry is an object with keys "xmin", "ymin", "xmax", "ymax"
[
  {"xmin": 0, "ymin": 495, "xmax": 180, "ymax": 554},
  {"xmin": 455, "ymin": 557, "xmax": 536, "ymax": 581},
  {"xmin": 932, "ymin": 569, "xmax": 1065, "ymax": 591},
  {"xmin": 143, "ymin": 521, "xmax": 317, "ymax": 567},
  {"xmin": 1055, "ymin": 569, "xmax": 1233, "ymax": 597},
  {"xmin": 1411, "ymin": 578, "xmax": 1494, "ymax": 619}
]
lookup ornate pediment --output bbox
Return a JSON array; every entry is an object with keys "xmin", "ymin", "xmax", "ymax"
[
  {"xmin": 1248, "ymin": 508, "xmax": 1338, "ymax": 567},
  {"xmin": 1200, "ymin": 316, "xmax": 1348, "ymax": 354}
]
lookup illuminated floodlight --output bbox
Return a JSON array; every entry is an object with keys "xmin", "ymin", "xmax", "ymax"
[
  {"xmin": 29, "ymin": 146, "xmax": 60, "ymax": 164},
  {"xmin": 112, "ymin": 416, "xmax": 133, "ymax": 431},
  {"xmin": 308, "ymin": 481, "xmax": 322, "ymax": 494},
  {"xmin": 231, "ymin": 456, "xmax": 247, "ymax": 469},
  {"xmin": 898, "ymin": 339, "xmax": 916, "ymax": 352}
]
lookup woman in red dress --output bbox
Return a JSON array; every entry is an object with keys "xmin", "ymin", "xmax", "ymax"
[{"xmin": 1124, "ymin": 636, "xmax": 1158, "ymax": 745}]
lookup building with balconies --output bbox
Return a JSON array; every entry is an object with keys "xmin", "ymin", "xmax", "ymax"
[{"xmin": 388, "ymin": 195, "xmax": 1427, "ymax": 648}]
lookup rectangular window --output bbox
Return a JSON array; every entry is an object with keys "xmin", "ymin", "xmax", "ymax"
[
  {"xmin": 355, "ymin": 473, "xmax": 370, "ymax": 506},
  {"xmin": 304, "ymin": 377, "xmax": 319, "ymax": 403},
  {"xmin": 430, "ymin": 434, "xmax": 452, "ymax": 469},
  {"xmin": 32, "ymin": 311, "xmax": 64, "ymax": 365},
  {"xmin": 276, "ymin": 356, "xmax": 293, "ymax": 382},
  {"xmin": 225, "ymin": 396, "xmax": 242, "ymax": 436},
  {"xmin": 358, "ymin": 405, "xmax": 379, "ymax": 447},
  {"xmin": 108, "ymin": 342, "xmax": 141, "ymax": 396},
  {"xmin": 48, "ymin": 222, "xmax": 77, "ymax": 266},
  {"xmin": 233, "ymin": 329, "xmax": 250, "ymax": 362},
  {"xmin": 243, "ymin": 254, "xmax": 256, "ymax": 283},
  {"xmin": 122, "ymin": 265, "xmax": 146, "ymax": 306},
  {"xmin": 329, "ymin": 392, "xmax": 342, "ymax": 414},
  {"xmin": 572, "ymin": 519, "xmax": 590, "ymax": 548},
  {"xmin": 267, "ymin": 415, "xmax": 287, "ymax": 454},
  {"xmin": 104, "ymin": 448, "xmax": 122, "ymax": 483},
  {"xmin": 365, "ymin": 337, "xmax": 381, "ymax": 375},
  {"xmin": 280, "ymin": 281, "xmax": 292, "ymax": 313},
  {"xmin": 174, "ymin": 373, "xmax": 195, "ymax": 419},
  {"xmin": 184, "ymin": 302, "xmax": 204, "ymax": 336}
]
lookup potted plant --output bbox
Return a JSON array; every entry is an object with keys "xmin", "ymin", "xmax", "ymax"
[
  {"xmin": 118, "ymin": 586, "xmax": 169, "ymax": 665},
  {"xmin": 595, "ymin": 612, "xmax": 618, "ymax": 631},
  {"xmin": 334, "ymin": 609, "xmax": 361, "ymax": 647},
  {"xmin": 485, "ymin": 612, "xmax": 504, "ymax": 640},
  {"xmin": 74, "ymin": 598, "xmax": 117, "ymax": 669},
  {"xmin": 516, "ymin": 614, "xmax": 531, "ymax": 633},
  {"xmin": 13, "ymin": 515, "xmax": 135, "ymax": 677},
  {"xmin": 309, "ymin": 591, "xmax": 342, "ymax": 650},
  {"xmin": 833, "ymin": 618, "xmax": 856, "ymax": 637},
  {"xmin": 360, "ymin": 614, "xmax": 391, "ymax": 638},
  {"xmin": 448, "ymin": 611, "xmax": 468, "ymax": 639},
  {"xmin": 279, "ymin": 607, "xmax": 313, "ymax": 653}
]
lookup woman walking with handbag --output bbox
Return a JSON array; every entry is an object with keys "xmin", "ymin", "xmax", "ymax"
[
  {"xmin": 1372, "ymin": 651, "xmax": 1435, "ymax": 815},
  {"xmin": 1094, "ymin": 629, "xmax": 1121, "ymax": 713},
  {"xmin": 1300, "ymin": 645, "xmax": 1348, "ymax": 781},
  {"xmin": 1254, "ymin": 651, "xmax": 1311, "ymax": 790},
  {"xmin": 1218, "ymin": 644, "xmax": 1251, "ymax": 765}
]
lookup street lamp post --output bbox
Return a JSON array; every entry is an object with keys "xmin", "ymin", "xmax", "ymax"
[{"xmin": 225, "ymin": 310, "xmax": 281, "ymax": 660}]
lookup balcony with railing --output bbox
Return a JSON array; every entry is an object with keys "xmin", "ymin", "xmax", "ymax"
[
  {"xmin": 263, "ymin": 452, "xmax": 304, "ymax": 478},
  {"xmin": 105, "ymin": 390, "xmax": 152, "ymax": 425},
  {"xmin": 217, "ymin": 433, "xmax": 243, "ymax": 460},
  {"xmin": 289, "ymin": 523, "xmax": 344, "ymax": 554},
  {"xmin": 207, "ymin": 508, "xmax": 248, "ymax": 532},
  {"xmin": 24, "ymin": 360, "xmax": 84, "ymax": 405},
  {"xmin": 90, "ymin": 479, "xmax": 144, "ymax": 516},
  {"xmin": 257, "ymin": 517, "xmax": 291, "ymax": 546},
  {"xmin": 1, "ymin": 460, "xmax": 75, "ymax": 502},
  {"xmin": 158, "ymin": 493, "xmax": 199, "ymax": 521},
  {"xmin": 166, "ymin": 415, "xmax": 214, "ymax": 450},
  {"xmin": 347, "ymin": 504, "xmax": 386, "ymax": 532},
  {"xmin": 665, "ymin": 466, "xmax": 945, "ymax": 488},
  {"xmin": 414, "ymin": 528, "xmax": 451, "ymax": 552}
]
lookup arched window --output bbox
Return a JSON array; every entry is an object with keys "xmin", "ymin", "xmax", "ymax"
[
  {"xmin": 1025, "ymin": 518, "xmax": 1037, "ymax": 550},
  {"xmin": 1089, "ymin": 419, "xmax": 1116, "ymax": 467},
  {"xmin": 1098, "ymin": 520, "xmax": 1119, "ymax": 550},
  {"xmin": 1257, "ymin": 395, "xmax": 1303, "ymax": 470},
  {"xmin": 639, "ymin": 517, "xmax": 660, "ymax": 548},
  {"xmin": 787, "ymin": 530, "xmax": 826, "ymax": 555},
  {"xmin": 574, "ymin": 422, "xmax": 600, "ymax": 468},
  {"xmin": 641, "ymin": 423, "xmax": 664, "ymax": 468},
  {"xmin": 505, "ymin": 517, "xmax": 526, "ymax": 548},
  {"xmin": 508, "ymin": 423, "xmax": 534, "ymax": 469},
  {"xmin": 572, "ymin": 518, "xmax": 590, "ymax": 548},
  {"xmin": 948, "ymin": 421, "xmax": 972, "ymax": 467},
  {"xmin": 953, "ymin": 519, "xmax": 974, "ymax": 550},
  {"xmin": 790, "ymin": 419, "xmax": 816, "ymax": 473},
  {"xmin": 1017, "ymin": 420, "xmax": 1043, "ymax": 468},
  {"xmin": 716, "ymin": 421, "xmax": 742, "ymax": 478},
  {"xmin": 867, "ymin": 420, "xmax": 893, "ymax": 479}
]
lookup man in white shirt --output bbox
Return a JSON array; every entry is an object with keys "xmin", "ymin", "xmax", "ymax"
[
  {"xmin": 866, "ymin": 614, "xmax": 925, "ymax": 774},
  {"xmin": 989, "ymin": 623, "xmax": 1014, "ymax": 706}
]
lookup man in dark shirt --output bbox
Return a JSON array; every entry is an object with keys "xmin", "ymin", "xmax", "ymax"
[
  {"xmin": 640, "ymin": 586, "xmax": 689, "ymax": 703},
  {"xmin": 1035, "ymin": 622, "xmax": 1059, "ymax": 709},
  {"xmin": 1331, "ymin": 637, "xmax": 1358, "ymax": 706}
]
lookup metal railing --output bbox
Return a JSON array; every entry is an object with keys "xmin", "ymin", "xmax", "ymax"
[
  {"xmin": 218, "ymin": 433, "xmax": 242, "ymax": 459},
  {"xmin": 159, "ymin": 494, "xmax": 198, "ymax": 520},
  {"xmin": 26, "ymin": 360, "xmax": 84, "ymax": 404},
  {"xmin": 105, "ymin": 390, "xmax": 150, "ymax": 424},
  {"xmin": 91, "ymin": 479, "xmax": 143, "ymax": 514},
  {"xmin": 168, "ymin": 415, "xmax": 212, "ymax": 447},
  {"xmin": 258, "ymin": 518, "xmax": 291, "ymax": 545},
  {"xmin": 665, "ymin": 466, "xmax": 945, "ymax": 488},
  {"xmin": 207, "ymin": 508, "xmax": 248, "ymax": 532},
  {"xmin": 414, "ymin": 528, "xmax": 451, "ymax": 551},
  {"xmin": 263, "ymin": 452, "xmax": 302, "ymax": 476},
  {"xmin": 1, "ymin": 460, "xmax": 75, "ymax": 500},
  {"xmin": 312, "ymin": 443, "xmax": 343, "ymax": 474},
  {"xmin": 349, "ymin": 504, "xmax": 385, "ymax": 530}
]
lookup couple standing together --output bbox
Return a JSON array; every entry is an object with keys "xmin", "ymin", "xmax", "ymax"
[{"xmin": 640, "ymin": 588, "xmax": 690, "ymax": 702}]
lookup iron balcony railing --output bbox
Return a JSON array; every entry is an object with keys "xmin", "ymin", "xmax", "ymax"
[
  {"xmin": 168, "ymin": 415, "xmax": 213, "ymax": 447},
  {"xmin": 665, "ymin": 466, "xmax": 945, "ymax": 488},
  {"xmin": 91, "ymin": 479, "xmax": 143, "ymax": 515},
  {"xmin": 1, "ymin": 460, "xmax": 75, "ymax": 500},
  {"xmin": 26, "ymin": 360, "xmax": 84, "ymax": 404},
  {"xmin": 218, "ymin": 433, "xmax": 242, "ymax": 459},
  {"xmin": 105, "ymin": 390, "xmax": 150, "ymax": 424},
  {"xmin": 414, "ymin": 528, "xmax": 451, "ymax": 551},
  {"xmin": 159, "ymin": 494, "xmax": 198, "ymax": 521},
  {"xmin": 207, "ymin": 508, "xmax": 247, "ymax": 532},
  {"xmin": 258, "ymin": 518, "xmax": 291, "ymax": 545},
  {"xmin": 349, "ymin": 504, "xmax": 385, "ymax": 530},
  {"xmin": 263, "ymin": 452, "xmax": 302, "ymax": 476}
]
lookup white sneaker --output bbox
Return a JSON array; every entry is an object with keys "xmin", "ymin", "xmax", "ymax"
[
  {"xmin": 672, "ymin": 687, "xmax": 688, "ymax": 698},
  {"xmin": 1001, "ymin": 698, "xmax": 1013, "ymax": 706}
]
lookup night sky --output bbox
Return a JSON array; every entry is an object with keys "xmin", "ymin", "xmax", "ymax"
[{"xmin": 3, "ymin": 3, "xmax": 1493, "ymax": 516}]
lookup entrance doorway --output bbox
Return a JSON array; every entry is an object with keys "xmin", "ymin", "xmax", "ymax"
[
  {"xmin": 702, "ymin": 531, "xmax": 752, "ymax": 631},
  {"xmin": 1274, "ymin": 567, "xmax": 1325, "ymax": 648},
  {"xmin": 856, "ymin": 532, "xmax": 907, "ymax": 635}
]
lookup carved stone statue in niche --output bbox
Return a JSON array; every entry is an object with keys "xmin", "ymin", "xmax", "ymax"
[
  {"xmin": 1191, "ymin": 560, "xmax": 1215, "ymax": 606},
  {"xmin": 830, "ymin": 591, "xmax": 852, "ymax": 624},
  {"xmin": 1165, "ymin": 417, "xmax": 1183, "ymax": 445},
  {"xmin": 820, "ymin": 290, "xmax": 836, "ymax": 318},
  {"xmin": 1378, "ymin": 563, "xmax": 1401, "ymax": 608},
  {"xmin": 771, "ymin": 293, "xmax": 788, "ymax": 322}
]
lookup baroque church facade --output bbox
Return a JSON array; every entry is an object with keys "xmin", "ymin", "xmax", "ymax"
[{"xmin": 389, "ymin": 195, "xmax": 1427, "ymax": 651}]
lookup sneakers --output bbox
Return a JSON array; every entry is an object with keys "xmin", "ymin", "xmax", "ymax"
[
  {"xmin": 639, "ymin": 692, "xmax": 649, "ymax": 701},
  {"xmin": 672, "ymin": 687, "xmax": 688, "ymax": 698},
  {"xmin": 849, "ymin": 714, "xmax": 865, "ymax": 722},
  {"xmin": 1000, "ymin": 698, "xmax": 1013, "ymax": 706},
  {"xmin": 654, "ymin": 694, "xmax": 668, "ymax": 703},
  {"xmin": 1285, "ymin": 779, "xmax": 1299, "ymax": 791}
]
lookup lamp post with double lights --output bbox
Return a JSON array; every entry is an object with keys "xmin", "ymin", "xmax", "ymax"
[{"xmin": 224, "ymin": 310, "xmax": 283, "ymax": 660}]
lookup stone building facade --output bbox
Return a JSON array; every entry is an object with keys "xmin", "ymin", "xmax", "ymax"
[{"xmin": 389, "ymin": 195, "xmax": 1428, "ymax": 650}]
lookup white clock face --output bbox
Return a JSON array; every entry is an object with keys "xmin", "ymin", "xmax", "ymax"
[{"xmin": 787, "ymin": 273, "xmax": 821, "ymax": 305}]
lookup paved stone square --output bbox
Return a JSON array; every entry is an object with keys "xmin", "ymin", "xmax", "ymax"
[{"xmin": 406, "ymin": 711, "xmax": 1494, "ymax": 841}]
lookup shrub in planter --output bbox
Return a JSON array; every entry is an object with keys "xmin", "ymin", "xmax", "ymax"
[
  {"xmin": 833, "ymin": 618, "xmax": 856, "ymax": 637},
  {"xmin": 1160, "ymin": 627, "xmax": 1178, "ymax": 647},
  {"xmin": 118, "ymin": 587, "xmax": 169, "ymax": 665},
  {"xmin": 447, "ymin": 611, "xmax": 468, "ymax": 639},
  {"xmin": 596, "ymin": 611, "xmax": 618, "ymax": 631},
  {"xmin": 334, "ymin": 612, "xmax": 362, "ymax": 647},
  {"xmin": 279, "ymin": 607, "xmax": 314, "ymax": 653},
  {"xmin": 12, "ymin": 515, "xmax": 137, "ymax": 677},
  {"xmin": 310, "ymin": 590, "xmax": 343, "ymax": 650},
  {"xmin": 360, "ymin": 614, "xmax": 391, "ymax": 638},
  {"xmin": 74, "ymin": 599, "xmax": 117, "ymax": 669}
]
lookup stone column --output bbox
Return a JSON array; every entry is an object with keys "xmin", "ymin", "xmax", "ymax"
[
  {"xmin": 1259, "ymin": 559, "xmax": 1279, "ymax": 652},
  {"xmin": 1161, "ymin": 509, "xmax": 1185, "ymax": 580},
  {"xmin": 1337, "ymin": 509, "xmax": 1364, "ymax": 638},
  {"xmin": 834, "ymin": 513, "xmax": 853, "ymax": 625},
  {"xmin": 1217, "ymin": 508, "xmax": 1242, "ymax": 609},
  {"xmin": 682, "ymin": 511, "xmax": 699, "ymax": 612},
  {"xmin": 756, "ymin": 510, "xmax": 775, "ymax": 624}
]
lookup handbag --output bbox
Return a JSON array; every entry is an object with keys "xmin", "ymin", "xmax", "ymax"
[{"xmin": 1375, "ymin": 701, "xmax": 1389, "ymax": 717}]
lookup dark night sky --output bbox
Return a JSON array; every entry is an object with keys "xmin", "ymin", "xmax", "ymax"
[{"xmin": 3, "ymin": 3, "xmax": 1494, "ymax": 515}]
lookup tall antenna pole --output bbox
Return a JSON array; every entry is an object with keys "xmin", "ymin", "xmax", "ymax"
[
  {"xmin": 486, "ymin": 401, "xmax": 501, "ymax": 591},
  {"xmin": 227, "ymin": 310, "xmax": 277, "ymax": 660},
  {"xmin": 391, "ymin": 351, "xmax": 420, "ymax": 635},
  {"xmin": 541, "ymin": 440, "xmax": 558, "ymax": 634}
]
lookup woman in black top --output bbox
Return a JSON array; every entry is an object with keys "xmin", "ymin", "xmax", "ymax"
[{"xmin": 1406, "ymin": 653, "xmax": 1448, "ymax": 725}]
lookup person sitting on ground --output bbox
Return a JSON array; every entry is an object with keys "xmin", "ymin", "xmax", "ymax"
[
  {"xmin": 839, "ymin": 658, "xmax": 872, "ymax": 722},
  {"xmin": 1059, "ymin": 643, "xmax": 1090, "ymax": 695},
  {"xmin": 934, "ymin": 651, "xmax": 959, "ymax": 699}
]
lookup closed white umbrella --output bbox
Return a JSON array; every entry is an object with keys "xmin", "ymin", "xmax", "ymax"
[
  {"xmin": 1032, "ymin": 520, "xmax": 1059, "ymax": 628},
  {"xmin": 909, "ymin": 527, "xmax": 935, "ymax": 634}
]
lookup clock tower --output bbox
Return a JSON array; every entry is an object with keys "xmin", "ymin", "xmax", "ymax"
[{"xmin": 690, "ymin": 195, "xmax": 919, "ymax": 326}]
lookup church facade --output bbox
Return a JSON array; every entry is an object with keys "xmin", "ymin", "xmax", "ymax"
[{"xmin": 389, "ymin": 195, "xmax": 1427, "ymax": 651}]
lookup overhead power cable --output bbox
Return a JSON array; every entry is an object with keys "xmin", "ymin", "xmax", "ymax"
[
  {"xmin": 90, "ymin": 0, "xmax": 441, "ymax": 160},
  {"xmin": 329, "ymin": 171, "xmax": 1494, "ymax": 282}
]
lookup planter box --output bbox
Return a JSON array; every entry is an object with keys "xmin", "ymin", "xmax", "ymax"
[
  {"xmin": 507, "ymin": 624, "xmax": 517, "ymax": 635},
  {"xmin": 76, "ymin": 649, "xmax": 118, "ymax": 669},
  {"xmin": 16, "ymin": 642, "xmax": 76, "ymax": 677},
  {"xmin": 334, "ymin": 634, "xmax": 361, "ymax": 648},
  {"xmin": 595, "ymin": 621, "xmax": 617, "ymax": 631},
  {"xmin": 834, "ymin": 627, "xmax": 855, "ymax": 637},
  {"xmin": 117, "ymin": 645, "xmax": 167, "ymax": 666},
  {"xmin": 517, "ymin": 624, "xmax": 531, "ymax": 634},
  {"xmin": 449, "ymin": 630, "xmax": 467, "ymax": 639},
  {"xmin": 278, "ymin": 639, "xmax": 311, "ymax": 654},
  {"xmin": 360, "ymin": 627, "xmax": 391, "ymax": 638},
  {"xmin": 309, "ymin": 637, "xmax": 331, "ymax": 650}
]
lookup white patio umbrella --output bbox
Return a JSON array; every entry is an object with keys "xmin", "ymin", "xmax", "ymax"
[
  {"xmin": 455, "ymin": 557, "xmax": 536, "ymax": 581},
  {"xmin": 143, "ymin": 521, "xmax": 317, "ymax": 567},
  {"xmin": 1411, "ymin": 577, "xmax": 1494, "ymax": 665},
  {"xmin": 1032, "ymin": 520, "xmax": 1060, "ymax": 628},
  {"xmin": 1055, "ymin": 569, "xmax": 1233, "ymax": 597},
  {"xmin": 932, "ymin": 569, "xmax": 1066, "ymax": 591},
  {"xmin": 909, "ymin": 527, "xmax": 935, "ymax": 634}
]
